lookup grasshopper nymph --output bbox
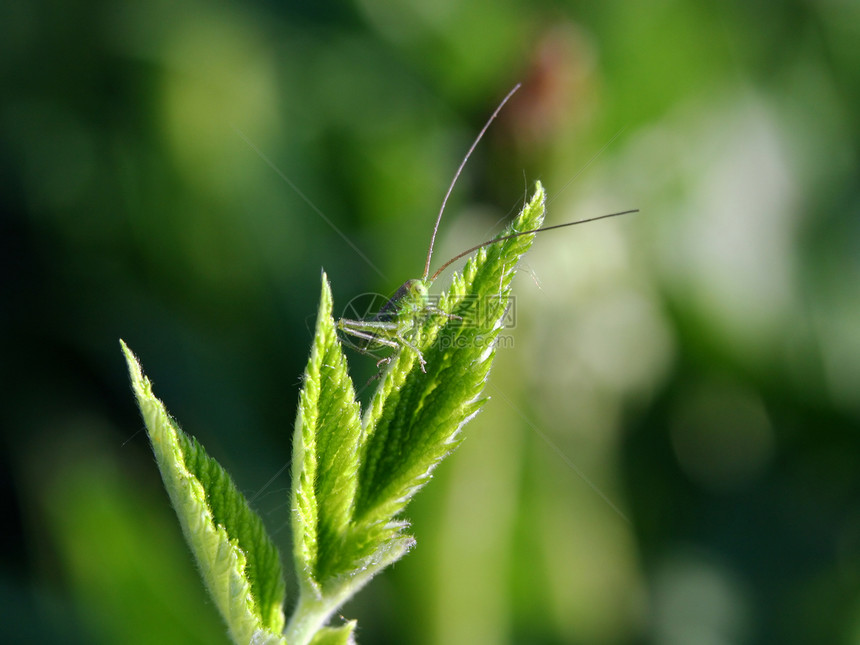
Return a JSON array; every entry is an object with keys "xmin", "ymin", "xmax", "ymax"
[{"xmin": 337, "ymin": 85, "xmax": 636, "ymax": 371}]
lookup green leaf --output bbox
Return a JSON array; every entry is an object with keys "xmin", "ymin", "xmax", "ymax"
[
  {"xmin": 355, "ymin": 182, "xmax": 547, "ymax": 526},
  {"xmin": 120, "ymin": 341, "xmax": 287, "ymax": 645},
  {"xmin": 290, "ymin": 273, "xmax": 364, "ymax": 589},
  {"xmin": 288, "ymin": 275, "xmax": 412, "ymax": 644},
  {"xmin": 308, "ymin": 621, "xmax": 357, "ymax": 645}
]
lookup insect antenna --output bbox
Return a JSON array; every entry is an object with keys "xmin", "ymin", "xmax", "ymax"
[
  {"xmin": 428, "ymin": 209, "xmax": 639, "ymax": 282},
  {"xmin": 422, "ymin": 84, "xmax": 522, "ymax": 282}
]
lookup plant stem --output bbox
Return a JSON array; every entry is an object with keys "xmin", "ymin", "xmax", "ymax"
[{"xmin": 283, "ymin": 591, "xmax": 338, "ymax": 645}]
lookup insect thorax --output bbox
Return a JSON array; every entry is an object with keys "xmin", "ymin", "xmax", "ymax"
[{"xmin": 377, "ymin": 279, "xmax": 429, "ymax": 321}]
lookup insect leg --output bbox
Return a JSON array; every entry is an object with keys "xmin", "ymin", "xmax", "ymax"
[
  {"xmin": 422, "ymin": 303, "xmax": 462, "ymax": 321},
  {"xmin": 394, "ymin": 331, "xmax": 427, "ymax": 373},
  {"xmin": 339, "ymin": 327, "xmax": 401, "ymax": 350},
  {"xmin": 338, "ymin": 319, "xmax": 400, "ymax": 332}
]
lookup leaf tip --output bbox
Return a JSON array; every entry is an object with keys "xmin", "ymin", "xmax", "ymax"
[
  {"xmin": 119, "ymin": 339, "xmax": 145, "ymax": 391},
  {"xmin": 317, "ymin": 271, "xmax": 334, "ymax": 323},
  {"xmin": 531, "ymin": 180, "xmax": 546, "ymax": 210}
]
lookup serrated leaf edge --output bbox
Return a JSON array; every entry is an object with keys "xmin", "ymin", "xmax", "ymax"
[{"xmin": 120, "ymin": 340, "xmax": 287, "ymax": 645}]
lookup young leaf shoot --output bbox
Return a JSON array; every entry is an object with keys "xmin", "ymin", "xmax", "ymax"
[{"xmin": 122, "ymin": 84, "xmax": 636, "ymax": 645}]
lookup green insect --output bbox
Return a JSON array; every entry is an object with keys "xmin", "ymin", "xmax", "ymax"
[{"xmin": 337, "ymin": 85, "xmax": 636, "ymax": 371}]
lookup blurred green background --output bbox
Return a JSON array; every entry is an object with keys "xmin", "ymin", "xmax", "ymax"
[{"xmin": 2, "ymin": 0, "xmax": 859, "ymax": 643}]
